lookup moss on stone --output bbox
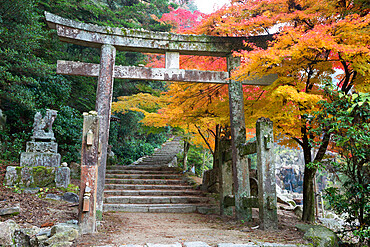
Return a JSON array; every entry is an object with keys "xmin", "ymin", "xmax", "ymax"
[
  {"xmin": 15, "ymin": 167, "xmax": 22, "ymax": 184},
  {"xmin": 32, "ymin": 166, "xmax": 56, "ymax": 187},
  {"xmin": 296, "ymin": 224, "xmax": 339, "ymax": 247}
]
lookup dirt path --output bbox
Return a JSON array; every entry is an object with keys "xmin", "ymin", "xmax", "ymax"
[{"xmin": 73, "ymin": 209, "xmax": 306, "ymax": 246}]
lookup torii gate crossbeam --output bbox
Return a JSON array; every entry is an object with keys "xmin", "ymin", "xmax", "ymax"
[{"xmin": 44, "ymin": 12, "xmax": 277, "ymax": 233}]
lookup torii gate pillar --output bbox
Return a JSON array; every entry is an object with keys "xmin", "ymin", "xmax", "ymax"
[
  {"xmin": 227, "ymin": 55, "xmax": 252, "ymax": 221},
  {"xmin": 95, "ymin": 44, "xmax": 116, "ymax": 215}
]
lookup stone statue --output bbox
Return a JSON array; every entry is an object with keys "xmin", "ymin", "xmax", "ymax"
[{"xmin": 32, "ymin": 109, "xmax": 58, "ymax": 141}]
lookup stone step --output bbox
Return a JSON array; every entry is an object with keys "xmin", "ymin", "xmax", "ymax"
[
  {"xmin": 143, "ymin": 155, "xmax": 176, "ymax": 159},
  {"xmin": 107, "ymin": 165, "xmax": 177, "ymax": 171},
  {"xmin": 104, "ymin": 189, "xmax": 203, "ymax": 197},
  {"xmin": 104, "ymin": 184, "xmax": 194, "ymax": 190},
  {"xmin": 104, "ymin": 196, "xmax": 210, "ymax": 204},
  {"xmin": 103, "ymin": 137, "xmax": 218, "ymax": 215},
  {"xmin": 103, "ymin": 203, "xmax": 218, "ymax": 213},
  {"xmin": 105, "ymin": 174, "xmax": 182, "ymax": 179},
  {"xmin": 106, "ymin": 170, "xmax": 179, "ymax": 174},
  {"xmin": 136, "ymin": 162, "xmax": 171, "ymax": 166},
  {"xmin": 104, "ymin": 178, "xmax": 184, "ymax": 185}
]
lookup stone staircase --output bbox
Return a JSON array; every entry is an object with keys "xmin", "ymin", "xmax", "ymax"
[{"xmin": 103, "ymin": 137, "xmax": 217, "ymax": 213}]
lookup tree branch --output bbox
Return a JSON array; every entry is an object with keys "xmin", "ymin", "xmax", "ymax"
[{"xmin": 195, "ymin": 124, "xmax": 214, "ymax": 156}]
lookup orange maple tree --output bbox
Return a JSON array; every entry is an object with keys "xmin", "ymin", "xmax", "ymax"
[{"xmin": 194, "ymin": 0, "xmax": 370, "ymax": 222}]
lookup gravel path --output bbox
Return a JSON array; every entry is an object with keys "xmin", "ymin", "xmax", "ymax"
[{"xmin": 73, "ymin": 209, "xmax": 307, "ymax": 246}]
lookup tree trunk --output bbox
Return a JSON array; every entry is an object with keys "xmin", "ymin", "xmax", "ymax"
[
  {"xmin": 183, "ymin": 140, "xmax": 190, "ymax": 171},
  {"xmin": 201, "ymin": 148, "xmax": 207, "ymax": 177},
  {"xmin": 213, "ymin": 124, "xmax": 220, "ymax": 171},
  {"xmin": 301, "ymin": 133, "xmax": 316, "ymax": 222},
  {"xmin": 302, "ymin": 166, "xmax": 316, "ymax": 222},
  {"xmin": 297, "ymin": 126, "xmax": 317, "ymax": 223}
]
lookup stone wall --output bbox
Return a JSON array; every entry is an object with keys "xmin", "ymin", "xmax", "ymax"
[{"xmin": 4, "ymin": 165, "xmax": 70, "ymax": 189}]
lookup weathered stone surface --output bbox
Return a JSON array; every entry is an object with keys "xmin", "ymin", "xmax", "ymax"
[
  {"xmin": 36, "ymin": 234, "xmax": 48, "ymax": 243},
  {"xmin": 57, "ymin": 61, "xmax": 277, "ymax": 86},
  {"xmin": 26, "ymin": 141, "xmax": 58, "ymax": 153},
  {"xmin": 13, "ymin": 226, "xmax": 40, "ymax": 247},
  {"xmin": 62, "ymin": 192, "xmax": 79, "ymax": 203},
  {"xmin": 21, "ymin": 166, "xmax": 34, "ymax": 187},
  {"xmin": 184, "ymin": 241, "xmax": 211, "ymax": 247},
  {"xmin": 201, "ymin": 168, "xmax": 219, "ymax": 193},
  {"xmin": 296, "ymin": 224, "xmax": 339, "ymax": 247},
  {"xmin": 46, "ymin": 193, "xmax": 63, "ymax": 201},
  {"xmin": 45, "ymin": 12, "xmax": 273, "ymax": 57},
  {"xmin": 55, "ymin": 167, "xmax": 70, "ymax": 188},
  {"xmin": 32, "ymin": 110, "xmax": 57, "ymax": 141},
  {"xmin": 21, "ymin": 113, "xmax": 61, "ymax": 167},
  {"xmin": 50, "ymin": 223, "xmax": 80, "ymax": 236},
  {"xmin": 277, "ymin": 194, "xmax": 296, "ymax": 207},
  {"xmin": 96, "ymin": 44, "xmax": 116, "ymax": 215},
  {"xmin": 37, "ymin": 228, "xmax": 52, "ymax": 237},
  {"xmin": 293, "ymin": 206, "xmax": 303, "ymax": 219},
  {"xmin": 319, "ymin": 218, "xmax": 344, "ymax": 233},
  {"xmin": 6, "ymin": 166, "xmax": 60, "ymax": 188},
  {"xmin": 4, "ymin": 166, "xmax": 18, "ymax": 186},
  {"xmin": 256, "ymin": 118, "xmax": 277, "ymax": 230},
  {"xmin": 20, "ymin": 152, "xmax": 61, "ymax": 167},
  {"xmin": 57, "ymin": 60, "xmax": 229, "ymax": 84},
  {"xmin": 13, "ymin": 230, "xmax": 32, "ymax": 247},
  {"xmin": 0, "ymin": 205, "xmax": 20, "ymax": 216},
  {"xmin": 69, "ymin": 162, "xmax": 80, "ymax": 179},
  {"xmin": 23, "ymin": 188, "xmax": 39, "ymax": 194},
  {"xmin": 32, "ymin": 166, "xmax": 56, "ymax": 187},
  {"xmin": 66, "ymin": 219, "xmax": 78, "ymax": 225},
  {"xmin": 0, "ymin": 220, "xmax": 20, "ymax": 246},
  {"xmin": 45, "ymin": 223, "xmax": 79, "ymax": 246},
  {"xmin": 227, "ymin": 55, "xmax": 251, "ymax": 221}
]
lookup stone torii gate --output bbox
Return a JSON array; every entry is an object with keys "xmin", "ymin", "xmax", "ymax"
[{"xmin": 44, "ymin": 12, "xmax": 278, "ymax": 233}]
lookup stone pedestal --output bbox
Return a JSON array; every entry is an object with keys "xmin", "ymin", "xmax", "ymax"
[
  {"xmin": 56, "ymin": 167, "xmax": 71, "ymax": 188},
  {"xmin": 20, "ymin": 141, "xmax": 61, "ymax": 167}
]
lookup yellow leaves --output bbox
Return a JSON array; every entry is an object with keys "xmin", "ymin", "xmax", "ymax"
[
  {"xmin": 112, "ymin": 93, "xmax": 167, "ymax": 114},
  {"xmin": 353, "ymin": 74, "xmax": 370, "ymax": 93},
  {"xmin": 273, "ymin": 85, "xmax": 322, "ymax": 110}
]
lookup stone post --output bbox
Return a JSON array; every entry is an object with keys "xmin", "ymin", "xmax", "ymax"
[
  {"xmin": 227, "ymin": 54, "xmax": 251, "ymax": 221},
  {"xmin": 96, "ymin": 44, "xmax": 116, "ymax": 216},
  {"xmin": 79, "ymin": 112, "xmax": 100, "ymax": 234},
  {"xmin": 219, "ymin": 139, "xmax": 233, "ymax": 216},
  {"xmin": 165, "ymin": 52, "xmax": 180, "ymax": 69},
  {"xmin": 256, "ymin": 117, "xmax": 277, "ymax": 230}
]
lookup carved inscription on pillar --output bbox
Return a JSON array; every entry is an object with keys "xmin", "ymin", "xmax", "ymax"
[
  {"xmin": 227, "ymin": 54, "xmax": 252, "ymax": 222},
  {"xmin": 79, "ymin": 112, "xmax": 100, "ymax": 234},
  {"xmin": 256, "ymin": 117, "xmax": 277, "ymax": 230}
]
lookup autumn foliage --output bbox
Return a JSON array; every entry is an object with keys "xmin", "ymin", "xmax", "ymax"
[{"xmin": 112, "ymin": 0, "xmax": 370, "ymax": 222}]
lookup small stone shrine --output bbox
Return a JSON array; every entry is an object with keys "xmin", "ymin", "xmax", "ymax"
[
  {"xmin": 20, "ymin": 109, "xmax": 61, "ymax": 167},
  {"xmin": 5, "ymin": 109, "xmax": 70, "ymax": 188}
]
